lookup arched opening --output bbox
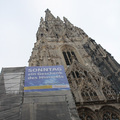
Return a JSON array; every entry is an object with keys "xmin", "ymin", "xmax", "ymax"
[
  {"xmin": 99, "ymin": 106, "xmax": 120, "ymax": 120},
  {"xmin": 61, "ymin": 46, "xmax": 78, "ymax": 66},
  {"xmin": 78, "ymin": 108, "xmax": 98, "ymax": 120}
]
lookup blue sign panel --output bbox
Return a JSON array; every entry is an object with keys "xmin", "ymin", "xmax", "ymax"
[{"xmin": 24, "ymin": 65, "xmax": 70, "ymax": 92}]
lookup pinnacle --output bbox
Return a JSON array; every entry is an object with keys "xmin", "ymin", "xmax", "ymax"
[
  {"xmin": 39, "ymin": 17, "xmax": 45, "ymax": 27},
  {"xmin": 63, "ymin": 17, "xmax": 73, "ymax": 26},
  {"xmin": 45, "ymin": 9, "xmax": 55, "ymax": 21},
  {"xmin": 45, "ymin": 8, "xmax": 51, "ymax": 13}
]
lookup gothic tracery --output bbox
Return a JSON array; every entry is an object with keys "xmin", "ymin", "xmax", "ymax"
[
  {"xmin": 81, "ymin": 86, "xmax": 99, "ymax": 101},
  {"xmin": 78, "ymin": 108, "xmax": 97, "ymax": 120},
  {"xmin": 102, "ymin": 82, "xmax": 116, "ymax": 100},
  {"xmin": 99, "ymin": 106, "xmax": 120, "ymax": 120}
]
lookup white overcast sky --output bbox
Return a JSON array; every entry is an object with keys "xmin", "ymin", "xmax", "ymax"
[{"xmin": 0, "ymin": 0, "xmax": 120, "ymax": 70}]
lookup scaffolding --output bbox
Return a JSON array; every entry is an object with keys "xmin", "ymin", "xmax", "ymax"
[
  {"xmin": 0, "ymin": 67, "xmax": 25, "ymax": 120},
  {"xmin": 0, "ymin": 67, "xmax": 79, "ymax": 120}
]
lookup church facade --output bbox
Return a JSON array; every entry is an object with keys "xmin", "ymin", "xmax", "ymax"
[{"xmin": 29, "ymin": 9, "xmax": 120, "ymax": 120}]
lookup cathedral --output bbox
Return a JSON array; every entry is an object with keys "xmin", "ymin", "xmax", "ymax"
[
  {"xmin": 0, "ymin": 9, "xmax": 120, "ymax": 120},
  {"xmin": 29, "ymin": 9, "xmax": 120, "ymax": 119}
]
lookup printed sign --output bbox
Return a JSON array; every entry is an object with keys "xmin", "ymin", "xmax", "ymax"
[{"xmin": 24, "ymin": 65, "xmax": 70, "ymax": 92}]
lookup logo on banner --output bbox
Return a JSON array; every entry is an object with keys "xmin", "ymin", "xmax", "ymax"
[{"xmin": 24, "ymin": 65, "xmax": 70, "ymax": 92}]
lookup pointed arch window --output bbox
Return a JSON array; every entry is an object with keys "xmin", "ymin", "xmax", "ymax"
[{"xmin": 62, "ymin": 49, "xmax": 78, "ymax": 65}]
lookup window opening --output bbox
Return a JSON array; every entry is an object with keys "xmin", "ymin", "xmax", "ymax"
[
  {"xmin": 72, "ymin": 71, "xmax": 75, "ymax": 78},
  {"xmin": 63, "ymin": 52, "xmax": 70, "ymax": 65},
  {"xmin": 41, "ymin": 33, "xmax": 43, "ymax": 37},
  {"xmin": 62, "ymin": 49, "xmax": 78, "ymax": 66},
  {"xmin": 56, "ymin": 34, "xmax": 58, "ymax": 38},
  {"xmin": 75, "ymin": 71, "xmax": 80, "ymax": 78}
]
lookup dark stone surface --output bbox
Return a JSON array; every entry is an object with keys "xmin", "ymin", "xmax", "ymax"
[{"xmin": 83, "ymin": 40, "xmax": 120, "ymax": 92}]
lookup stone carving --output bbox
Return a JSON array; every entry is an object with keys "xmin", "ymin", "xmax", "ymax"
[
  {"xmin": 53, "ymin": 25, "xmax": 66, "ymax": 38},
  {"xmin": 29, "ymin": 9, "xmax": 120, "ymax": 119}
]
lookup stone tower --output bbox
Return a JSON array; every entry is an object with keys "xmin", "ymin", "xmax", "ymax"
[{"xmin": 29, "ymin": 9, "xmax": 120, "ymax": 120}]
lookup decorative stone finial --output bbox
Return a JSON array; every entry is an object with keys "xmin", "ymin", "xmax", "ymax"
[
  {"xmin": 45, "ymin": 9, "xmax": 51, "ymax": 13},
  {"xmin": 40, "ymin": 17, "xmax": 44, "ymax": 25},
  {"xmin": 57, "ymin": 16, "xmax": 61, "ymax": 20}
]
